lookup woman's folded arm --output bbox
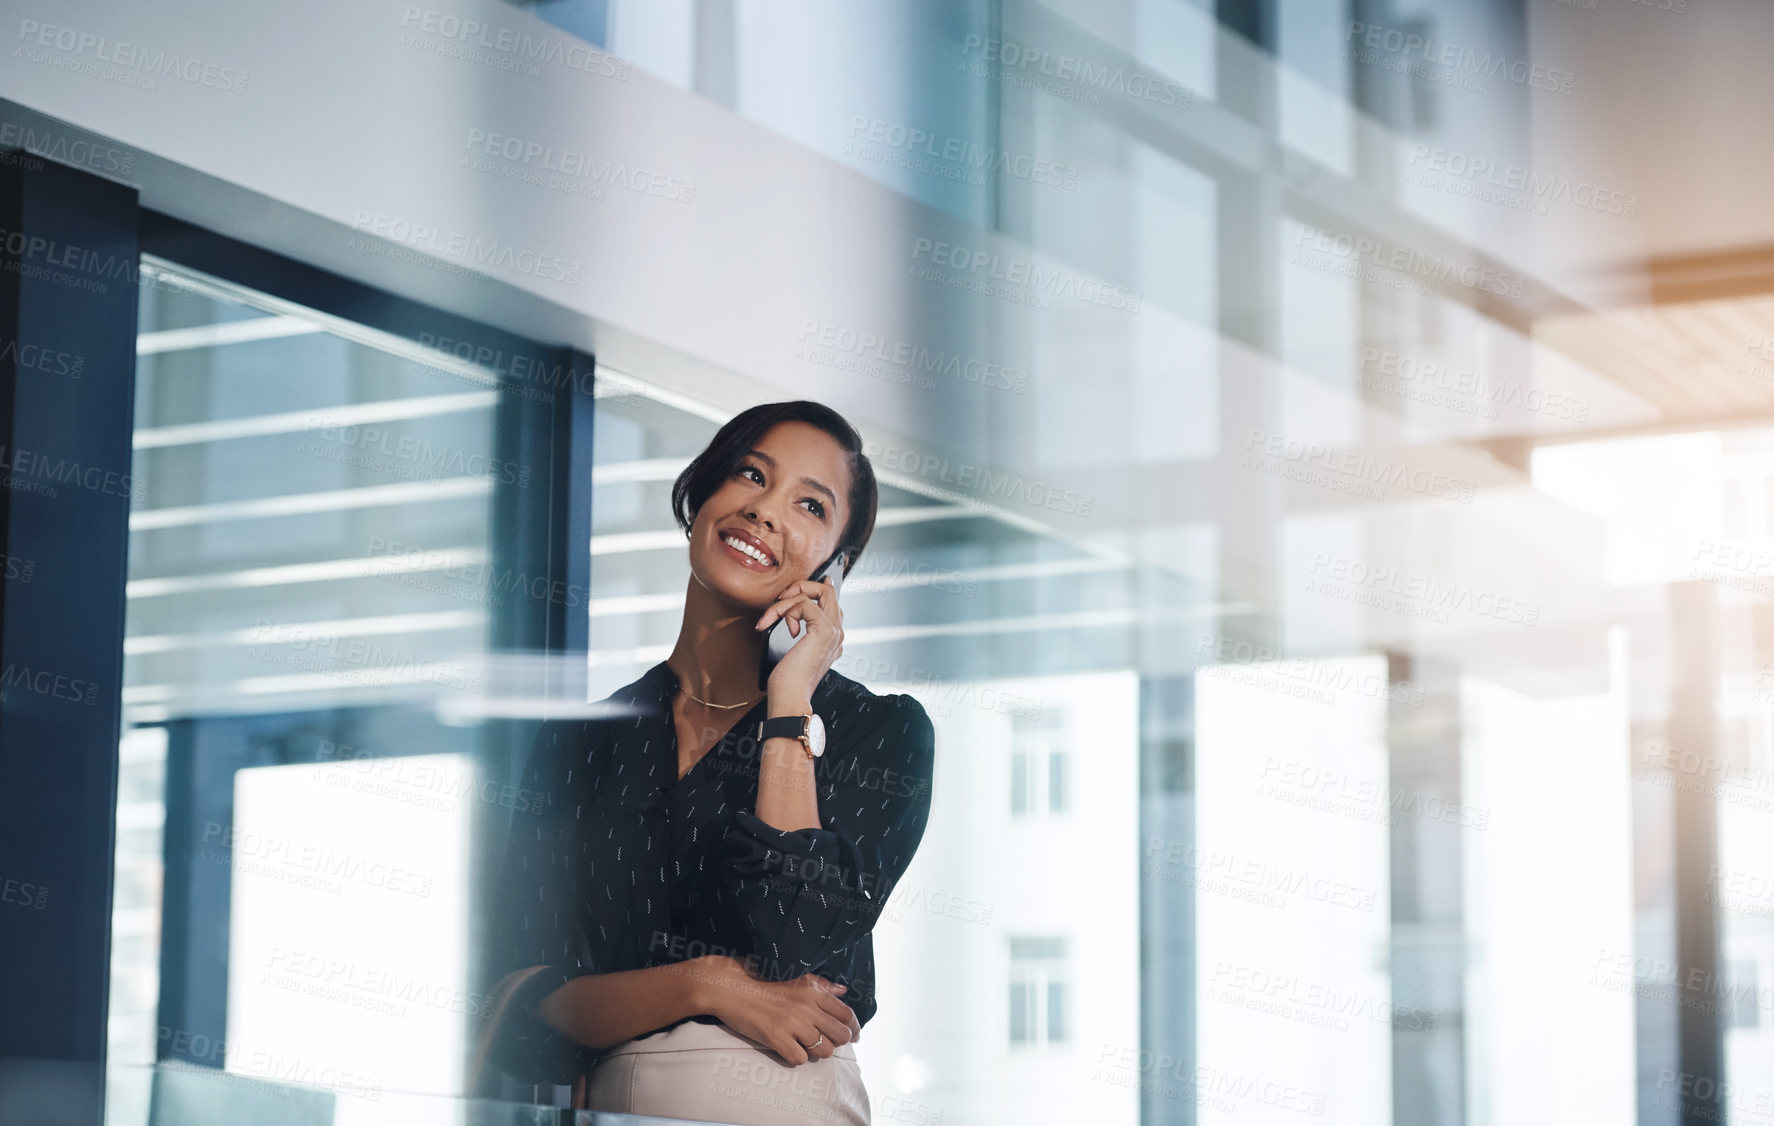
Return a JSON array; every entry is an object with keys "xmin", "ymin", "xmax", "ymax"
[{"xmin": 719, "ymin": 694, "xmax": 936, "ymax": 977}]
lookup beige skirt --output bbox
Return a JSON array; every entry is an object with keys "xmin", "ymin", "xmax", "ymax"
[{"xmin": 582, "ymin": 1017, "xmax": 870, "ymax": 1125}]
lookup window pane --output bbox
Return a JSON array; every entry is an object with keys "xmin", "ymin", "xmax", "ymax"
[
  {"xmin": 1047, "ymin": 979, "xmax": 1067, "ymax": 1043},
  {"xmin": 1009, "ymin": 981, "xmax": 1029, "ymax": 1044},
  {"xmin": 110, "ymin": 260, "xmax": 507, "ymax": 1099}
]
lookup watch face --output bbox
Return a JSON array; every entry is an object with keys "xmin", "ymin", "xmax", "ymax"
[{"xmin": 807, "ymin": 712, "xmax": 826, "ymax": 757}]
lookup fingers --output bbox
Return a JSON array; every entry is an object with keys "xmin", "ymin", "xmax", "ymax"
[
  {"xmin": 771, "ymin": 1034, "xmax": 810, "ymax": 1067},
  {"xmin": 820, "ymin": 1011, "xmax": 854, "ymax": 1048},
  {"xmin": 804, "ymin": 1013, "xmax": 847, "ymax": 1059},
  {"xmin": 757, "ymin": 592, "xmax": 834, "ymax": 635},
  {"xmin": 756, "ymin": 577, "xmax": 844, "ymax": 629},
  {"xmin": 756, "ymin": 592, "xmax": 809, "ymax": 632},
  {"xmin": 814, "ymin": 990, "xmax": 862, "ymax": 1041},
  {"xmin": 812, "ymin": 985, "xmax": 851, "ymax": 1021}
]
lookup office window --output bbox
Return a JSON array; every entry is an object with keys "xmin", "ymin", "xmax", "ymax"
[
  {"xmin": 1009, "ymin": 937, "xmax": 1069, "ymax": 1047},
  {"xmin": 1011, "ymin": 710, "xmax": 1069, "ymax": 817},
  {"xmin": 1730, "ymin": 958, "xmax": 1762, "ymax": 1030},
  {"xmin": 110, "ymin": 256, "xmax": 517, "ymax": 1101}
]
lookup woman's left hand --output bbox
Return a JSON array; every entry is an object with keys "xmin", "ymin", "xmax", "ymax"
[{"xmin": 755, "ymin": 576, "xmax": 843, "ymax": 711}]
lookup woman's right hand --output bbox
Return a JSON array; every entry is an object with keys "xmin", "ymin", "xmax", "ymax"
[{"xmin": 687, "ymin": 954, "xmax": 862, "ymax": 1066}]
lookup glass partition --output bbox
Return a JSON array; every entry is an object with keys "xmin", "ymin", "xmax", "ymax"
[
  {"xmin": 109, "ymin": 259, "xmax": 511, "ymax": 1122},
  {"xmin": 67, "ymin": 1, "xmax": 1774, "ymax": 1123},
  {"xmin": 515, "ymin": 3, "xmax": 1760, "ymax": 1123}
]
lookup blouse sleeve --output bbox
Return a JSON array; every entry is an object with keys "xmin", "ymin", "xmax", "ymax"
[
  {"xmin": 719, "ymin": 693, "xmax": 936, "ymax": 979},
  {"xmin": 484, "ymin": 720, "xmax": 607, "ymax": 1086}
]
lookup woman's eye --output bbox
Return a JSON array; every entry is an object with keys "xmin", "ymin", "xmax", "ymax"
[{"xmin": 737, "ymin": 464, "xmax": 821, "ymax": 517}]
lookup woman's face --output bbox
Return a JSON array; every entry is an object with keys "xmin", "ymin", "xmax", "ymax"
[{"xmin": 688, "ymin": 420, "xmax": 853, "ymax": 609}]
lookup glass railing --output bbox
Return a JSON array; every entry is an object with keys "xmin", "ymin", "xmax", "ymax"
[{"xmin": 104, "ymin": 1060, "xmax": 740, "ymax": 1126}]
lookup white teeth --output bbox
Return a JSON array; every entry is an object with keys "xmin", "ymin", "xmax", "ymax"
[{"xmin": 723, "ymin": 534, "xmax": 774, "ymax": 566}]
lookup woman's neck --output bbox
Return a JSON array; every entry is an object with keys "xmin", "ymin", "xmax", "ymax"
[{"xmin": 666, "ymin": 575, "xmax": 765, "ymax": 707}]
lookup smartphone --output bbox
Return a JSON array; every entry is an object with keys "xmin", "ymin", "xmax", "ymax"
[{"xmin": 758, "ymin": 545, "xmax": 849, "ymax": 691}]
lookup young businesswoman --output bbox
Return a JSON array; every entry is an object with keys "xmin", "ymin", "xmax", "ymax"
[{"xmin": 482, "ymin": 400, "xmax": 937, "ymax": 1124}]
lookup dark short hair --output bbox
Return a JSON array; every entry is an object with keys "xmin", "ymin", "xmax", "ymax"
[{"xmin": 671, "ymin": 400, "xmax": 878, "ymax": 578}]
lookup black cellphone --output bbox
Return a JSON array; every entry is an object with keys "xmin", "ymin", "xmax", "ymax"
[{"xmin": 758, "ymin": 544, "xmax": 850, "ymax": 691}]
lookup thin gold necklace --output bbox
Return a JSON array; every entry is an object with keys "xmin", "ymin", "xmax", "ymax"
[{"xmin": 677, "ymin": 683, "xmax": 763, "ymax": 710}]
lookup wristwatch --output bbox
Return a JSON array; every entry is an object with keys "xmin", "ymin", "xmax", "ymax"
[{"xmin": 759, "ymin": 712, "xmax": 826, "ymax": 760}]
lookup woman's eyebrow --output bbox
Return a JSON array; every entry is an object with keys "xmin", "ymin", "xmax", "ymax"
[{"xmin": 746, "ymin": 449, "xmax": 837, "ymax": 507}]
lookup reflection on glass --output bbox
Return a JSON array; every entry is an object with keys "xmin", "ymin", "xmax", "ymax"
[
  {"xmin": 108, "ymin": 260, "xmax": 507, "ymax": 1120},
  {"xmin": 76, "ymin": 0, "xmax": 1774, "ymax": 1121}
]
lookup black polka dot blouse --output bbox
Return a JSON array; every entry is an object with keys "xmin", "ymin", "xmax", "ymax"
[{"xmin": 487, "ymin": 660, "xmax": 936, "ymax": 1086}]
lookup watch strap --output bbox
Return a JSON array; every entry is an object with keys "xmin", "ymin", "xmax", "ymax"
[{"xmin": 758, "ymin": 714, "xmax": 814, "ymax": 757}]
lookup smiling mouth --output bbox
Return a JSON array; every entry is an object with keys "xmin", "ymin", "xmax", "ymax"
[{"xmin": 720, "ymin": 532, "xmax": 778, "ymax": 568}]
